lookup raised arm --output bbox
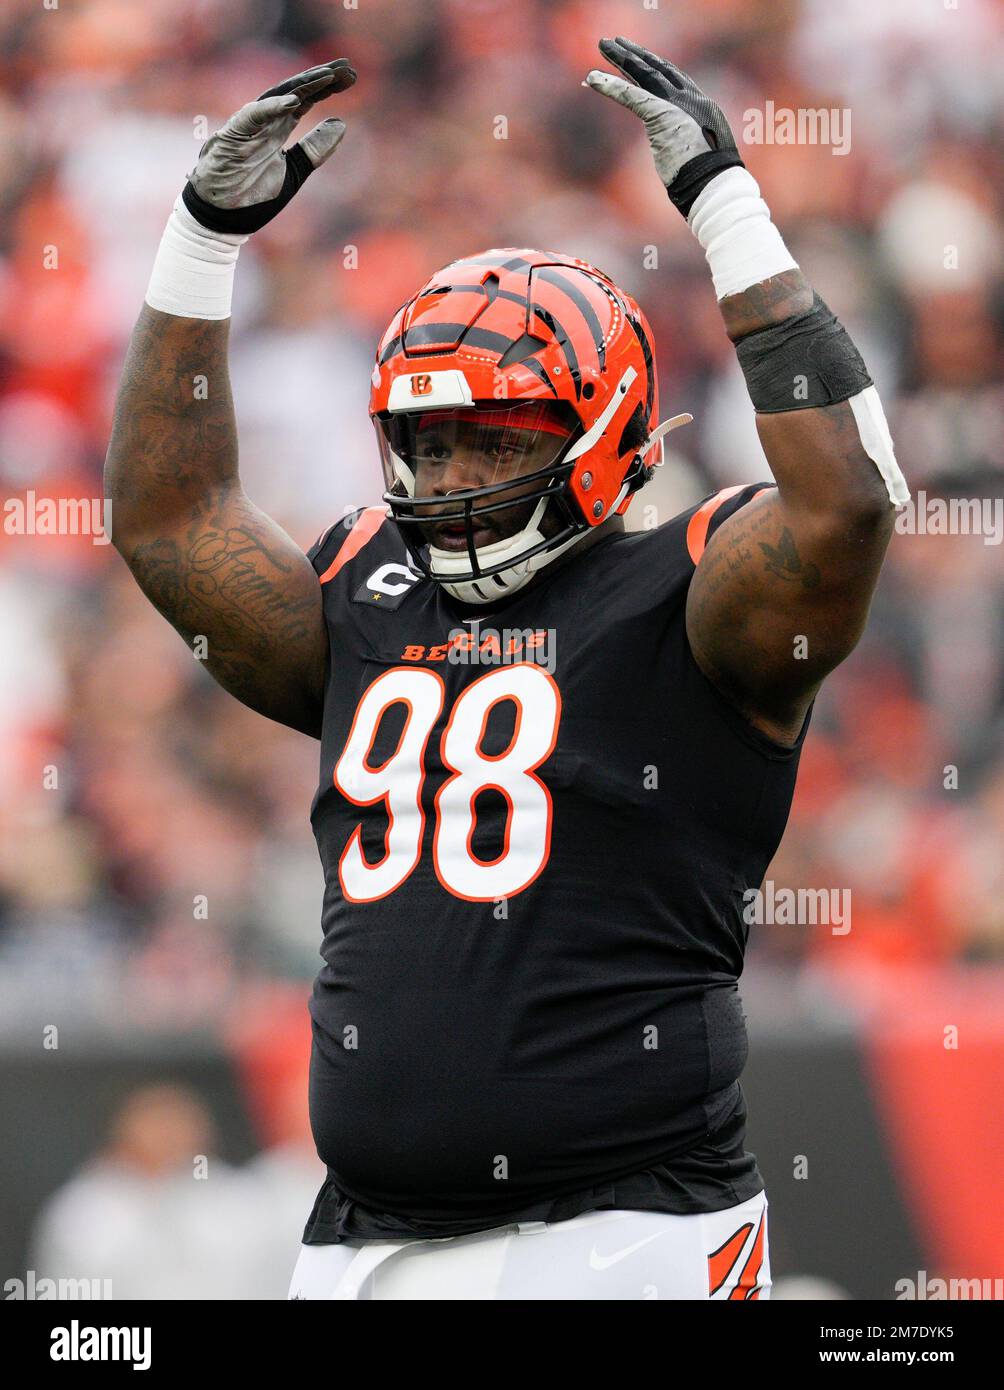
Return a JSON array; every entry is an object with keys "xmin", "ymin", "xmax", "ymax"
[
  {"xmin": 685, "ymin": 272, "xmax": 897, "ymax": 743},
  {"xmin": 586, "ymin": 39, "xmax": 908, "ymax": 745},
  {"xmin": 105, "ymin": 60, "xmax": 356, "ymax": 738}
]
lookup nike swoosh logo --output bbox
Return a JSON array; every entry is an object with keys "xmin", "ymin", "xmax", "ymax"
[{"xmin": 588, "ymin": 1230, "xmax": 666, "ymax": 1271}]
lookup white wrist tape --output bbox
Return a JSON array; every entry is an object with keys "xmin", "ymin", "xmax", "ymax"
[
  {"xmin": 848, "ymin": 385, "xmax": 911, "ymax": 507},
  {"xmin": 688, "ymin": 167, "xmax": 798, "ymax": 301},
  {"xmin": 144, "ymin": 196, "xmax": 248, "ymax": 320}
]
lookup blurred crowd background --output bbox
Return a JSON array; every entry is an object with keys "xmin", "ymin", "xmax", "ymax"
[{"xmin": 2, "ymin": 0, "xmax": 1004, "ymax": 1299}]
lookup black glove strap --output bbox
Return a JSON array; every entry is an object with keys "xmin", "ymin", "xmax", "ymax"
[
  {"xmin": 181, "ymin": 143, "xmax": 315, "ymax": 235},
  {"xmin": 667, "ymin": 149, "xmax": 745, "ymax": 219}
]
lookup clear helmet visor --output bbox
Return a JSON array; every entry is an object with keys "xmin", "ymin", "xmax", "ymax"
[{"xmin": 375, "ymin": 400, "xmax": 581, "ymax": 578}]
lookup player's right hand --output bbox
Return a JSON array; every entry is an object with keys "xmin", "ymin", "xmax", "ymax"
[
  {"xmin": 182, "ymin": 59, "xmax": 357, "ymax": 235},
  {"xmin": 584, "ymin": 38, "xmax": 743, "ymax": 216}
]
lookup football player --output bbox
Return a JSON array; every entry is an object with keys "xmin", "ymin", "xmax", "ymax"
[{"xmin": 105, "ymin": 40, "xmax": 907, "ymax": 1300}]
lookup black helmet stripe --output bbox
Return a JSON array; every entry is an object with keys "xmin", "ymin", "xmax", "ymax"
[
  {"xmin": 530, "ymin": 303, "xmax": 581, "ymax": 400},
  {"xmin": 447, "ymin": 283, "xmax": 526, "ymax": 308},
  {"xmin": 379, "ymin": 333, "xmax": 403, "ymax": 364},
  {"xmin": 396, "ymin": 322, "xmax": 517, "ymax": 356},
  {"xmin": 534, "ymin": 267, "xmax": 607, "ymax": 372},
  {"xmin": 517, "ymin": 356, "xmax": 560, "ymax": 398},
  {"xmin": 624, "ymin": 311, "xmax": 655, "ymax": 418},
  {"xmin": 380, "ymin": 319, "xmax": 559, "ymax": 384}
]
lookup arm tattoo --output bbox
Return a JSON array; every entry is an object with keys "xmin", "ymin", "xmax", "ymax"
[
  {"xmin": 105, "ymin": 305, "xmax": 326, "ymax": 736},
  {"xmin": 684, "ymin": 250, "xmax": 896, "ymax": 735},
  {"xmin": 718, "ymin": 268, "xmax": 815, "ymax": 342},
  {"xmin": 131, "ymin": 526, "xmax": 314, "ymax": 652},
  {"xmin": 758, "ymin": 528, "xmax": 821, "ymax": 590},
  {"xmin": 106, "ymin": 307, "xmax": 237, "ymax": 510}
]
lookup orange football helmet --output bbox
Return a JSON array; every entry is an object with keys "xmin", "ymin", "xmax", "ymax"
[{"xmin": 369, "ymin": 247, "xmax": 689, "ymax": 603}]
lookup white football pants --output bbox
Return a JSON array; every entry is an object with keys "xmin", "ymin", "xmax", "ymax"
[{"xmin": 288, "ymin": 1191, "xmax": 769, "ymax": 1300}]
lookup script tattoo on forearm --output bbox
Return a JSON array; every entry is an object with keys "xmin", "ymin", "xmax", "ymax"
[
  {"xmin": 186, "ymin": 525, "xmax": 313, "ymax": 637},
  {"xmin": 131, "ymin": 514, "xmax": 320, "ymax": 695},
  {"xmin": 132, "ymin": 523, "xmax": 314, "ymax": 644}
]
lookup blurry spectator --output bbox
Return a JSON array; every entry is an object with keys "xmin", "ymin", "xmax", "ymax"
[
  {"xmin": 31, "ymin": 1084, "xmax": 263, "ymax": 1299},
  {"xmin": 772, "ymin": 1275, "xmax": 852, "ymax": 1300},
  {"xmin": 238, "ymin": 1066, "xmax": 327, "ymax": 1300}
]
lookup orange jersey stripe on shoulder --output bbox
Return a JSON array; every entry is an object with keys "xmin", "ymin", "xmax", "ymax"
[
  {"xmin": 686, "ymin": 484, "xmax": 773, "ymax": 564},
  {"xmin": 318, "ymin": 507, "xmax": 388, "ymax": 585},
  {"xmin": 685, "ymin": 485, "xmax": 748, "ymax": 565}
]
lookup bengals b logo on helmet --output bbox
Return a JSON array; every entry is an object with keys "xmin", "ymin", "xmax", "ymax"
[{"xmin": 410, "ymin": 374, "xmax": 433, "ymax": 396}]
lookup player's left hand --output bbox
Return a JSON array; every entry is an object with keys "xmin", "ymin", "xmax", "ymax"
[{"xmin": 584, "ymin": 37, "xmax": 744, "ymax": 214}]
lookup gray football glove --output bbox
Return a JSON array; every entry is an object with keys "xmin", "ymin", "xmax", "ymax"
[
  {"xmin": 182, "ymin": 59, "xmax": 356, "ymax": 234},
  {"xmin": 584, "ymin": 37, "xmax": 743, "ymax": 217}
]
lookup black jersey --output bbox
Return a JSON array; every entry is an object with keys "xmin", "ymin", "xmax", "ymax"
[{"xmin": 301, "ymin": 483, "xmax": 809, "ymax": 1244}]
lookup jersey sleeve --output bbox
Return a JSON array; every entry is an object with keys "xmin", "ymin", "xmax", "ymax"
[
  {"xmin": 682, "ymin": 482, "xmax": 776, "ymax": 567},
  {"xmin": 306, "ymin": 506, "xmax": 388, "ymax": 582}
]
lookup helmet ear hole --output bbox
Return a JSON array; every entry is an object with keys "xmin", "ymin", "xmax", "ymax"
[
  {"xmin": 582, "ymin": 382, "xmax": 595, "ymax": 400},
  {"xmin": 617, "ymin": 402, "xmax": 650, "ymax": 458}
]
